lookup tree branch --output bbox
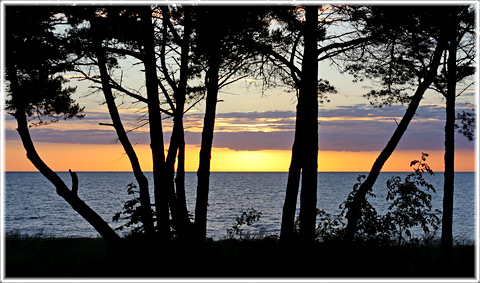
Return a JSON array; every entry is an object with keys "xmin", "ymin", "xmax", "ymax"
[
  {"xmin": 317, "ymin": 35, "xmax": 375, "ymax": 58},
  {"xmin": 69, "ymin": 169, "xmax": 79, "ymax": 195}
]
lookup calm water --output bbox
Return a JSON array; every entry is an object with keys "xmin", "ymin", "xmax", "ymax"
[{"xmin": 3, "ymin": 172, "xmax": 477, "ymax": 241}]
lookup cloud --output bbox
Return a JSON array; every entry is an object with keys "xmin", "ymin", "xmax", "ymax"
[{"xmin": 5, "ymin": 104, "xmax": 474, "ymax": 152}]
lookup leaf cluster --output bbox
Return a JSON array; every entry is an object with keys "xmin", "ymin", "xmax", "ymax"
[
  {"xmin": 112, "ymin": 183, "xmax": 155, "ymax": 235},
  {"xmin": 455, "ymin": 110, "xmax": 475, "ymax": 141},
  {"xmin": 227, "ymin": 208, "xmax": 263, "ymax": 240},
  {"xmin": 5, "ymin": 7, "xmax": 84, "ymax": 125}
]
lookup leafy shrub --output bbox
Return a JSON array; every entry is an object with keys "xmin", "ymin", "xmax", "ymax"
[
  {"xmin": 112, "ymin": 183, "xmax": 155, "ymax": 236},
  {"xmin": 226, "ymin": 208, "xmax": 265, "ymax": 240},
  {"xmin": 315, "ymin": 153, "xmax": 441, "ymax": 244},
  {"xmin": 382, "ymin": 153, "xmax": 441, "ymax": 244}
]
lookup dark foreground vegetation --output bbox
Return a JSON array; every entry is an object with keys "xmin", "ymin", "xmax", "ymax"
[{"xmin": 5, "ymin": 233, "xmax": 474, "ymax": 278}]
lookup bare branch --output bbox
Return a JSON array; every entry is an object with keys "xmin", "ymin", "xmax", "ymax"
[{"xmin": 69, "ymin": 169, "xmax": 79, "ymax": 195}]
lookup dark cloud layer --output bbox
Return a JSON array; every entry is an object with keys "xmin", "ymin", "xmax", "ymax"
[{"xmin": 6, "ymin": 104, "xmax": 475, "ymax": 152}]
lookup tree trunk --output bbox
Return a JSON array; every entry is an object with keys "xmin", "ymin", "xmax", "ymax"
[
  {"xmin": 13, "ymin": 99, "xmax": 120, "ymax": 248},
  {"xmin": 139, "ymin": 7, "xmax": 170, "ymax": 239},
  {"xmin": 441, "ymin": 7, "xmax": 458, "ymax": 268},
  {"xmin": 194, "ymin": 34, "xmax": 221, "ymax": 242},
  {"xmin": 298, "ymin": 5, "xmax": 319, "ymax": 244},
  {"xmin": 280, "ymin": 6, "xmax": 319, "ymax": 243},
  {"xmin": 343, "ymin": 32, "xmax": 448, "ymax": 242},
  {"xmin": 280, "ymin": 128, "xmax": 302, "ymax": 242},
  {"xmin": 93, "ymin": 34, "xmax": 155, "ymax": 236},
  {"xmin": 175, "ymin": 131, "xmax": 189, "ymax": 231},
  {"xmin": 6, "ymin": 45, "xmax": 121, "ymax": 247},
  {"xmin": 163, "ymin": 7, "xmax": 192, "ymax": 238}
]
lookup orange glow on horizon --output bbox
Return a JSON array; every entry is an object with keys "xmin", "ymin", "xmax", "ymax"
[{"xmin": 4, "ymin": 140, "xmax": 476, "ymax": 173}]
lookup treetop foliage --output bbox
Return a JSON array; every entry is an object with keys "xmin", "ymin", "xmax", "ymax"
[{"xmin": 5, "ymin": 7, "xmax": 84, "ymax": 125}]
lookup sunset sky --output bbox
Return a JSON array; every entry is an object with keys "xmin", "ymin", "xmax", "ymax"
[
  {"xmin": 4, "ymin": 56, "xmax": 477, "ymax": 172},
  {"xmin": 2, "ymin": 8, "xmax": 478, "ymax": 173}
]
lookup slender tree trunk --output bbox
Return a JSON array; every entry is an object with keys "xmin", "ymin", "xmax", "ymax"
[
  {"xmin": 163, "ymin": 7, "xmax": 192, "ymax": 238},
  {"xmin": 344, "ymin": 33, "xmax": 447, "ymax": 241},
  {"xmin": 280, "ymin": 127, "xmax": 302, "ymax": 242},
  {"xmin": 298, "ymin": 5, "xmax": 319, "ymax": 243},
  {"xmin": 93, "ymin": 35, "xmax": 155, "ymax": 236},
  {"xmin": 280, "ymin": 6, "xmax": 318, "ymax": 243},
  {"xmin": 195, "ymin": 33, "xmax": 221, "ymax": 241},
  {"xmin": 165, "ymin": 119, "xmax": 182, "ymax": 233},
  {"xmin": 139, "ymin": 7, "xmax": 170, "ymax": 239},
  {"xmin": 441, "ymin": 8, "xmax": 458, "ymax": 268},
  {"xmin": 175, "ymin": 131, "xmax": 189, "ymax": 229}
]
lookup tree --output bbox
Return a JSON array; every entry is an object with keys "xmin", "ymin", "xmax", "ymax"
[
  {"xmin": 64, "ymin": 5, "xmax": 270, "ymax": 243},
  {"xmin": 297, "ymin": 5, "xmax": 319, "ymax": 243},
  {"xmin": 247, "ymin": 5, "xmax": 320, "ymax": 243},
  {"xmin": 341, "ymin": 6, "xmax": 450, "ymax": 241},
  {"xmin": 193, "ymin": 6, "xmax": 222, "ymax": 242},
  {"xmin": 428, "ymin": 5, "xmax": 476, "ymax": 266},
  {"xmin": 88, "ymin": 8, "xmax": 156, "ymax": 237},
  {"xmin": 67, "ymin": 5, "xmax": 198, "ymax": 240},
  {"xmin": 250, "ymin": 5, "xmax": 373, "ymax": 243},
  {"xmin": 192, "ymin": 6, "xmax": 271, "ymax": 241},
  {"xmin": 5, "ymin": 6, "xmax": 121, "ymax": 247}
]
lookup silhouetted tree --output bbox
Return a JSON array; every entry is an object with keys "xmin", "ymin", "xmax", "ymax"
[
  {"xmin": 89, "ymin": 8, "xmax": 156, "ymax": 237},
  {"xmin": 250, "ymin": 5, "xmax": 373, "ymax": 243},
  {"xmin": 341, "ymin": 6, "xmax": 452, "ymax": 241},
  {"xmin": 428, "ymin": 5, "xmax": 476, "ymax": 267},
  {"xmin": 5, "ymin": 6, "xmax": 121, "ymax": 247},
  {"xmin": 192, "ymin": 6, "xmax": 270, "ymax": 241},
  {"xmin": 63, "ymin": 5, "xmax": 270, "ymax": 243}
]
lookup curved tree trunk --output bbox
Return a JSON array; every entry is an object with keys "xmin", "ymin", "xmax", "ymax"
[
  {"xmin": 6, "ymin": 45, "xmax": 121, "ymax": 246},
  {"xmin": 15, "ymin": 111, "xmax": 121, "ymax": 247},
  {"xmin": 344, "ymin": 32, "xmax": 448, "ymax": 241},
  {"xmin": 93, "ymin": 34, "xmax": 155, "ymax": 236}
]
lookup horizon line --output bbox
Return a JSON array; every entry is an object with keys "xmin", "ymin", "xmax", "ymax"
[{"xmin": 4, "ymin": 170, "xmax": 476, "ymax": 173}]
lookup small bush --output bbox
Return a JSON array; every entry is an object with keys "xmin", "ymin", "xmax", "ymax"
[
  {"xmin": 226, "ymin": 208, "xmax": 267, "ymax": 240},
  {"xmin": 315, "ymin": 153, "xmax": 441, "ymax": 245}
]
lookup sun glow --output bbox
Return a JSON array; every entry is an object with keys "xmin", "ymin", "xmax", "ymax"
[{"xmin": 5, "ymin": 140, "xmax": 475, "ymax": 173}]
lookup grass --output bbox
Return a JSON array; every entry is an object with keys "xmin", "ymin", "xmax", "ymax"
[{"xmin": 4, "ymin": 233, "xmax": 476, "ymax": 278}]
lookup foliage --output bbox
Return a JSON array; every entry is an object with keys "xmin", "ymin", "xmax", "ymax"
[
  {"xmin": 340, "ymin": 175, "xmax": 386, "ymax": 241},
  {"xmin": 383, "ymin": 153, "xmax": 441, "ymax": 244},
  {"xmin": 342, "ymin": 6, "xmax": 450, "ymax": 108},
  {"xmin": 226, "ymin": 208, "xmax": 264, "ymax": 240},
  {"xmin": 112, "ymin": 183, "xmax": 155, "ymax": 236},
  {"xmin": 313, "ymin": 209, "xmax": 345, "ymax": 242},
  {"xmin": 5, "ymin": 7, "xmax": 84, "ymax": 125},
  {"xmin": 455, "ymin": 109, "xmax": 475, "ymax": 141},
  {"xmin": 314, "ymin": 153, "xmax": 440, "ymax": 244}
]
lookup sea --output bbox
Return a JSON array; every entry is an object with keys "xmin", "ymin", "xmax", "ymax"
[{"xmin": 3, "ymin": 172, "xmax": 477, "ymax": 242}]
